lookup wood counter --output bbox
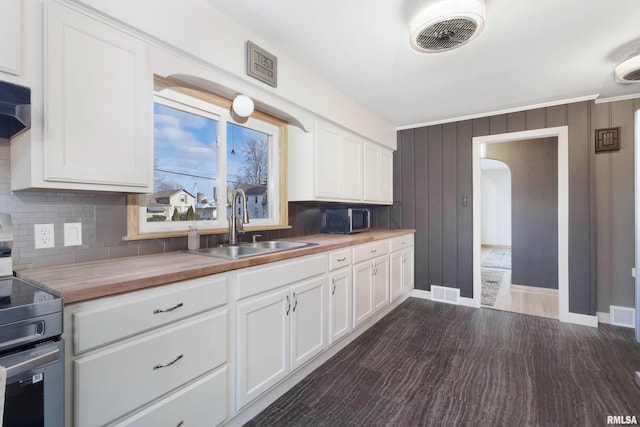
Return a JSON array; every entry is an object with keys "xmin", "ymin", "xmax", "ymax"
[{"xmin": 16, "ymin": 229, "xmax": 415, "ymax": 305}]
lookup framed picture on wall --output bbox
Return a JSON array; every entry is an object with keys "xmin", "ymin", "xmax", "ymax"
[{"xmin": 595, "ymin": 127, "xmax": 620, "ymax": 153}]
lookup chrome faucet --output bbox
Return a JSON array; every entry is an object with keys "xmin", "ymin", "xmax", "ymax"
[{"xmin": 228, "ymin": 188, "xmax": 250, "ymax": 244}]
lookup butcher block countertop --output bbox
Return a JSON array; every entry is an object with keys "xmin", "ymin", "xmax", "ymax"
[{"xmin": 16, "ymin": 229, "xmax": 415, "ymax": 305}]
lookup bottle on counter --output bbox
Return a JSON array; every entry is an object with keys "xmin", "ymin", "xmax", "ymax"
[{"xmin": 187, "ymin": 226, "xmax": 200, "ymax": 250}]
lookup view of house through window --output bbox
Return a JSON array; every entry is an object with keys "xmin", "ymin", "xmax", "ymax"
[
  {"xmin": 139, "ymin": 90, "xmax": 279, "ymax": 235},
  {"xmin": 227, "ymin": 122, "xmax": 270, "ymax": 220},
  {"xmin": 149, "ymin": 101, "xmax": 218, "ymax": 223}
]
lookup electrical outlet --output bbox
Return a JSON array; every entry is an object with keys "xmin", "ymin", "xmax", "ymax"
[{"xmin": 34, "ymin": 224, "xmax": 55, "ymax": 249}]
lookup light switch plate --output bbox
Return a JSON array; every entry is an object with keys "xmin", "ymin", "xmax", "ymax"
[
  {"xmin": 64, "ymin": 223, "xmax": 82, "ymax": 247},
  {"xmin": 34, "ymin": 224, "xmax": 55, "ymax": 249}
]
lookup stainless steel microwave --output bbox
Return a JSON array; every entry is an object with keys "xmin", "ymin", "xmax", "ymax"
[{"xmin": 322, "ymin": 208, "xmax": 371, "ymax": 234}]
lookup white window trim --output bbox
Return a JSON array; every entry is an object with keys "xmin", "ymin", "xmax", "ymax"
[{"xmin": 140, "ymin": 89, "xmax": 280, "ymax": 235}]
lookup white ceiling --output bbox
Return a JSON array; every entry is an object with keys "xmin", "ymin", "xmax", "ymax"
[{"xmin": 206, "ymin": 0, "xmax": 640, "ymax": 129}]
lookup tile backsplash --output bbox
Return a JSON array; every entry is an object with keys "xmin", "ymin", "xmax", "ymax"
[{"xmin": 2, "ymin": 140, "xmax": 397, "ymax": 271}]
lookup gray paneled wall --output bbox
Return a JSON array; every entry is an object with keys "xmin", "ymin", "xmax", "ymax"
[
  {"xmin": 485, "ymin": 138, "xmax": 558, "ymax": 289},
  {"xmin": 396, "ymin": 99, "xmax": 639, "ymax": 315}
]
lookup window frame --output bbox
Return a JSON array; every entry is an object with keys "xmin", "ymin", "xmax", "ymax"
[{"xmin": 126, "ymin": 78, "xmax": 289, "ymax": 240}]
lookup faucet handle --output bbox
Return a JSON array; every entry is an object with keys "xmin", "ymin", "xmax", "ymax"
[{"xmin": 252, "ymin": 234, "xmax": 262, "ymax": 243}]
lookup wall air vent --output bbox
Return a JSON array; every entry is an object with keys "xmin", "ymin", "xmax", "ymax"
[
  {"xmin": 409, "ymin": 0, "xmax": 485, "ymax": 53},
  {"xmin": 610, "ymin": 305, "xmax": 635, "ymax": 328},
  {"xmin": 615, "ymin": 54, "xmax": 640, "ymax": 83},
  {"xmin": 431, "ymin": 285, "xmax": 460, "ymax": 305}
]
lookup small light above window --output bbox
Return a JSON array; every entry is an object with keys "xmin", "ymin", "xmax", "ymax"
[{"xmin": 232, "ymin": 94, "xmax": 255, "ymax": 118}]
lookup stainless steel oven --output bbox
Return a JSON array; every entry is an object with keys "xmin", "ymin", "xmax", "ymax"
[{"xmin": 0, "ymin": 214, "xmax": 64, "ymax": 427}]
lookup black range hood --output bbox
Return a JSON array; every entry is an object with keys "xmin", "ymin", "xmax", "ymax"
[{"xmin": 0, "ymin": 81, "xmax": 31, "ymax": 139}]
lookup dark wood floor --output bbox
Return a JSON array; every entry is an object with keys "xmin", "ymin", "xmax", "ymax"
[{"xmin": 245, "ymin": 298, "xmax": 640, "ymax": 427}]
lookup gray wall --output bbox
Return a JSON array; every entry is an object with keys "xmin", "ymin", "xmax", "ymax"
[
  {"xmin": 395, "ymin": 99, "xmax": 639, "ymax": 315},
  {"xmin": 485, "ymin": 138, "xmax": 558, "ymax": 289}
]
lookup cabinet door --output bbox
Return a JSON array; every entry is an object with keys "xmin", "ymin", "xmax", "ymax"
[
  {"xmin": 45, "ymin": 3, "xmax": 151, "ymax": 190},
  {"xmin": 380, "ymin": 148, "xmax": 394, "ymax": 203},
  {"xmin": 390, "ymin": 251, "xmax": 404, "ymax": 302},
  {"xmin": 0, "ymin": 0, "xmax": 20, "ymax": 75},
  {"xmin": 329, "ymin": 268, "xmax": 352, "ymax": 344},
  {"xmin": 372, "ymin": 255, "xmax": 389, "ymax": 312},
  {"xmin": 363, "ymin": 143, "xmax": 380, "ymax": 202},
  {"xmin": 315, "ymin": 123, "xmax": 342, "ymax": 198},
  {"xmin": 403, "ymin": 247, "xmax": 415, "ymax": 292},
  {"xmin": 353, "ymin": 261, "xmax": 373, "ymax": 327},
  {"xmin": 236, "ymin": 288, "xmax": 290, "ymax": 409},
  {"xmin": 290, "ymin": 277, "xmax": 327, "ymax": 370},
  {"xmin": 341, "ymin": 134, "xmax": 363, "ymax": 200}
]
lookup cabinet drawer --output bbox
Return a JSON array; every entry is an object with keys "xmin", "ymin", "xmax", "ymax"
[
  {"xmin": 75, "ymin": 310, "xmax": 226, "ymax": 427},
  {"xmin": 73, "ymin": 274, "xmax": 227, "ymax": 354},
  {"xmin": 352, "ymin": 241, "xmax": 389, "ymax": 264},
  {"xmin": 390, "ymin": 234, "xmax": 414, "ymax": 252},
  {"xmin": 329, "ymin": 249, "xmax": 352, "ymax": 271},
  {"xmin": 112, "ymin": 367, "xmax": 227, "ymax": 427},
  {"xmin": 236, "ymin": 254, "xmax": 327, "ymax": 299}
]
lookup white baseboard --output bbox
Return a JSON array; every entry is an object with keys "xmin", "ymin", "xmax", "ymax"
[
  {"xmin": 411, "ymin": 289, "xmax": 430, "ymax": 300},
  {"xmin": 414, "ymin": 289, "xmax": 598, "ymax": 327},
  {"xmin": 596, "ymin": 311, "xmax": 610, "ymax": 324},
  {"xmin": 561, "ymin": 311, "xmax": 599, "ymax": 328}
]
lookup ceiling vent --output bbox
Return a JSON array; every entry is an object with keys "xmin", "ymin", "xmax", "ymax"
[
  {"xmin": 409, "ymin": 0, "xmax": 485, "ymax": 53},
  {"xmin": 615, "ymin": 54, "xmax": 640, "ymax": 83}
]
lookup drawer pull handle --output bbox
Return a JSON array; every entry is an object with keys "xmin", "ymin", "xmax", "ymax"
[
  {"xmin": 332, "ymin": 283, "xmax": 337, "ymax": 295},
  {"xmin": 286, "ymin": 295, "xmax": 291, "ymax": 315},
  {"xmin": 153, "ymin": 302, "xmax": 184, "ymax": 314},
  {"xmin": 292, "ymin": 292, "xmax": 298, "ymax": 312},
  {"xmin": 337, "ymin": 257, "xmax": 346, "ymax": 262},
  {"xmin": 177, "ymin": 422, "xmax": 184, "ymax": 427},
  {"xmin": 371, "ymin": 249, "xmax": 377, "ymax": 253},
  {"xmin": 153, "ymin": 354, "xmax": 184, "ymax": 370}
]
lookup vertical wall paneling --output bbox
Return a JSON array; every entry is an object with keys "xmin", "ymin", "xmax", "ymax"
[
  {"xmin": 456, "ymin": 121, "xmax": 474, "ymax": 297},
  {"xmin": 526, "ymin": 108, "xmax": 547, "ymax": 130},
  {"xmin": 593, "ymin": 102, "xmax": 613, "ymax": 312},
  {"xmin": 427, "ymin": 126, "xmax": 443, "ymax": 287},
  {"xmin": 610, "ymin": 100, "xmax": 635, "ymax": 308},
  {"xmin": 442, "ymin": 123, "xmax": 458, "ymax": 289},
  {"xmin": 414, "ymin": 128, "xmax": 429, "ymax": 289},
  {"xmin": 397, "ymin": 98, "xmax": 638, "ymax": 316},
  {"xmin": 507, "ymin": 111, "xmax": 527, "ymax": 133}
]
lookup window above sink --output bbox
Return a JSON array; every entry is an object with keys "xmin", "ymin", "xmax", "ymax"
[{"xmin": 126, "ymin": 77, "xmax": 290, "ymax": 240}]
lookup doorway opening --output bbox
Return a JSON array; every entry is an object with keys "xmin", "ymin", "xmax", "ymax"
[
  {"xmin": 479, "ymin": 155, "xmax": 559, "ymax": 319},
  {"xmin": 473, "ymin": 126, "xmax": 570, "ymax": 322}
]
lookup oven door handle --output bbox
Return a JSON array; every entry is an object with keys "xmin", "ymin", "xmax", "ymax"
[
  {"xmin": 0, "ymin": 320, "xmax": 45, "ymax": 352},
  {"xmin": 4, "ymin": 348, "xmax": 60, "ymax": 378}
]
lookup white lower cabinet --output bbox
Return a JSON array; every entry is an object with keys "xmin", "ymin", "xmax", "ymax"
[
  {"xmin": 75, "ymin": 311, "xmax": 226, "ymax": 426},
  {"xmin": 235, "ymin": 256, "xmax": 327, "ymax": 410},
  {"xmin": 113, "ymin": 367, "xmax": 227, "ymax": 427},
  {"xmin": 328, "ymin": 249, "xmax": 352, "ymax": 344},
  {"xmin": 329, "ymin": 267, "xmax": 352, "ymax": 344},
  {"xmin": 236, "ymin": 288, "xmax": 290, "ymax": 408},
  {"xmin": 390, "ymin": 234, "xmax": 415, "ymax": 301},
  {"xmin": 353, "ymin": 241, "xmax": 390, "ymax": 328},
  {"xmin": 64, "ymin": 274, "xmax": 229, "ymax": 427}
]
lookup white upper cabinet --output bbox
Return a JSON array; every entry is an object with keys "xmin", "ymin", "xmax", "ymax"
[
  {"xmin": 363, "ymin": 141, "xmax": 393, "ymax": 204},
  {"xmin": 12, "ymin": 2, "xmax": 152, "ymax": 192},
  {"xmin": 44, "ymin": 2, "xmax": 151, "ymax": 190},
  {"xmin": 289, "ymin": 119, "xmax": 392, "ymax": 204},
  {"xmin": 0, "ymin": 0, "xmax": 21, "ymax": 76}
]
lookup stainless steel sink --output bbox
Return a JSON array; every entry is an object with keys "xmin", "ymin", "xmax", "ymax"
[
  {"xmin": 242, "ymin": 240, "xmax": 314, "ymax": 250},
  {"xmin": 189, "ymin": 240, "xmax": 317, "ymax": 260}
]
